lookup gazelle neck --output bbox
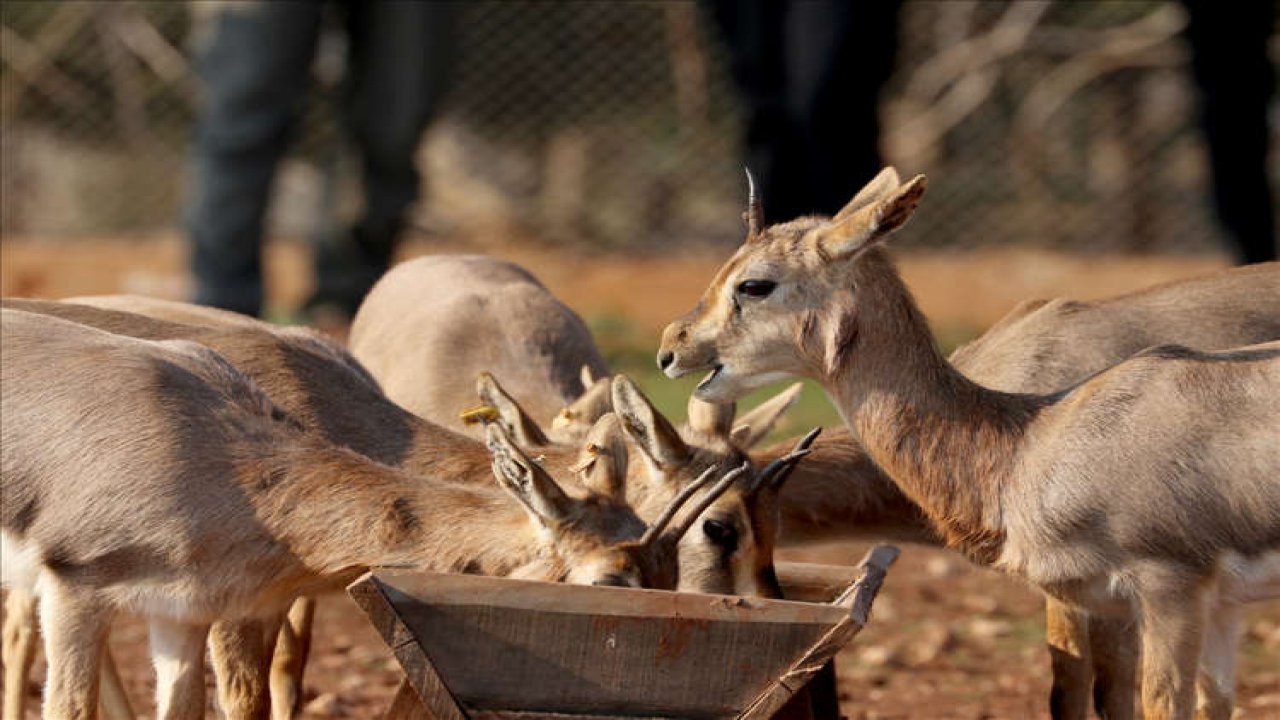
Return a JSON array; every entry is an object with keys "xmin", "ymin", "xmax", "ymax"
[
  {"xmin": 821, "ymin": 250, "xmax": 1045, "ymax": 563},
  {"xmin": 255, "ymin": 438, "xmax": 552, "ymax": 580}
]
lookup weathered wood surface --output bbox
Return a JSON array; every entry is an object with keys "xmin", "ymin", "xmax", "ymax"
[
  {"xmin": 349, "ymin": 580, "xmax": 469, "ymax": 720},
  {"xmin": 350, "ymin": 545, "xmax": 900, "ymax": 720},
  {"xmin": 773, "ymin": 562, "xmax": 860, "ymax": 604},
  {"xmin": 740, "ymin": 546, "xmax": 900, "ymax": 719}
]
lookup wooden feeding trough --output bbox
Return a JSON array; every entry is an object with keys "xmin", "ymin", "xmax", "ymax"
[{"xmin": 349, "ymin": 545, "xmax": 899, "ymax": 719}]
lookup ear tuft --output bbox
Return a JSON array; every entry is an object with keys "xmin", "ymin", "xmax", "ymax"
[
  {"xmin": 833, "ymin": 167, "xmax": 902, "ymax": 222},
  {"xmin": 579, "ymin": 364, "xmax": 598, "ymax": 392},
  {"xmin": 686, "ymin": 396, "xmax": 735, "ymax": 437},
  {"xmin": 485, "ymin": 424, "xmax": 574, "ymax": 525},
  {"xmin": 573, "ymin": 412, "xmax": 628, "ymax": 500},
  {"xmin": 814, "ymin": 173, "xmax": 928, "ymax": 261},
  {"xmin": 611, "ymin": 374, "xmax": 690, "ymax": 470},
  {"xmin": 730, "ymin": 382, "xmax": 803, "ymax": 448},
  {"xmin": 475, "ymin": 372, "xmax": 549, "ymax": 447},
  {"xmin": 872, "ymin": 174, "xmax": 927, "ymax": 238}
]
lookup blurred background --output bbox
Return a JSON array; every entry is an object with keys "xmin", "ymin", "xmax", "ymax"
[
  {"xmin": 1, "ymin": 2, "xmax": 1277, "ymax": 716},
  {"xmin": 0, "ymin": 1, "xmax": 1263, "ymax": 250},
  {"xmin": 5, "ymin": 0, "xmax": 1275, "ymax": 425}
]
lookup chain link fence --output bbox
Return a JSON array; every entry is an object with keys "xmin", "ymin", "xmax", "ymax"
[{"xmin": 1, "ymin": 0, "xmax": 1269, "ymax": 253}]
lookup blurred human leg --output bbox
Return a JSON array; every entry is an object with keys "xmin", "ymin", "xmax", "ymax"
[
  {"xmin": 186, "ymin": 3, "xmax": 323, "ymax": 317},
  {"xmin": 306, "ymin": 1, "xmax": 456, "ymax": 317},
  {"xmin": 1183, "ymin": 0, "xmax": 1276, "ymax": 264}
]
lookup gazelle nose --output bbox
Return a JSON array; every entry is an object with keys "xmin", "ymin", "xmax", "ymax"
[{"xmin": 657, "ymin": 350, "xmax": 674, "ymax": 371}]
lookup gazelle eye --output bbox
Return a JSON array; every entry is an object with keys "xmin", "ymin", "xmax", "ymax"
[
  {"xmin": 703, "ymin": 518, "xmax": 738, "ymax": 549},
  {"xmin": 736, "ymin": 279, "xmax": 777, "ymax": 298}
]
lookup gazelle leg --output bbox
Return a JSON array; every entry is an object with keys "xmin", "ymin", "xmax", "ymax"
[
  {"xmin": 1194, "ymin": 599, "xmax": 1241, "ymax": 720},
  {"xmin": 3, "ymin": 589, "xmax": 40, "ymax": 720},
  {"xmin": 38, "ymin": 579, "xmax": 112, "ymax": 720},
  {"xmin": 270, "ymin": 597, "xmax": 315, "ymax": 720},
  {"xmin": 149, "ymin": 617, "xmax": 210, "ymax": 720},
  {"xmin": 1089, "ymin": 610, "xmax": 1138, "ymax": 720},
  {"xmin": 1136, "ymin": 566, "xmax": 1209, "ymax": 720},
  {"xmin": 209, "ymin": 617, "xmax": 278, "ymax": 719},
  {"xmin": 98, "ymin": 646, "xmax": 136, "ymax": 720},
  {"xmin": 1045, "ymin": 596, "xmax": 1092, "ymax": 720}
]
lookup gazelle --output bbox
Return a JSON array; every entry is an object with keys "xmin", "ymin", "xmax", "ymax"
[
  {"xmin": 6, "ymin": 297, "xmax": 803, "ymax": 717},
  {"xmin": 39, "ymin": 297, "xmax": 799, "ymax": 598},
  {"xmin": 348, "ymin": 254, "xmax": 610, "ymax": 440},
  {"xmin": 1, "ymin": 308, "xmax": 783, "ymax": 719},
  {"xmin": 753, "ymin": 260, "xmax": 1280, "ymax": 718},
  {"xmin": 658, "ymin": 168, "xmax": 1280, "ymax": 720}
]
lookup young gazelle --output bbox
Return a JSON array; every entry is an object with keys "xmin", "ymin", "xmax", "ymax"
[
  {"xmin": 348, "ymin": 254, "xmax": 610, "ymax": 439},
  {"xmin": 753, "ymin": 261, "xmax": 1280, "ymax": 718},
  {"xmin": 6, "ymin": 297, "xmax": 803, "ymax": 717},
  {"xmin": 35, "ymin": 297, "xmax": 798, "ymax": 598},
  {"xmin": 657, "ymin": 169, "xmax": 1280, "ymax": 720},
  {"xmin": 1, "ymin": 308, "xmax": 776, "ymax": 719}
]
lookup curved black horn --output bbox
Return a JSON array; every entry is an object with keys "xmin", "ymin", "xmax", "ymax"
[
  {"xmin": 752, "ymin": 427, "xmax": 822, "ymax": 492},
  {"xmin": 638, "ymin": 464, "xmax": 719, "ymax": 547},
  {"xmin": 656, "ymin": 462, "xmax": 751, "ymax": 547}
]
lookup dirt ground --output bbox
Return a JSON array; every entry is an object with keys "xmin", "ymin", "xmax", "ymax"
[{"xmin": 1, "ymin": 236, "xmax": 1277, "ymax": 718}]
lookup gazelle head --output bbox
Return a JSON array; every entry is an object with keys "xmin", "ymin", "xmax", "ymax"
[
  {"xmin": 657, "ymin": 167, "xmax": 928, "ymax": 402},
  {"xmin": 484, "ymin": 423, "xmax": 768, "ymax": 590},
  {"xmin": 474, "ymin": 371, "xmax": 807, "ymax": 597},
  {"xmin": 606, "ymin": 375, "xmax": 813, "ymax": 597},
  {"xmin": 549, "ymin": 367, "xmax": 613, "ymax": 442}
]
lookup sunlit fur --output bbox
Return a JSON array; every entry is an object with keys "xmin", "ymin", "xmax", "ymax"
[
  {"xmin": 5, "ymin": 296, "xmax": 789, "ymax": 717},
  {"xmin": 751, "ymin": 261, "xmax": 1280, "ymax": 717},
  {"xmin": 0, "ymin": 309, "xmax": 658, "ymax": 719},
  {"xmin": 348, "ymin": 255, "xmax": 609, "ymax": 439},
  {"xmin": 658, "ymin": 168, "xmax": 1280, "ymax": 720},
  {"xmin": 49, "ymin": 296, "xmax": 787, "ymax": 599}
]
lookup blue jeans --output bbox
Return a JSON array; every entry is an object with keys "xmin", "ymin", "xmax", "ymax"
[{"xmin": 186, "ymin": 1, "xmax": 454, "ymax": 317}]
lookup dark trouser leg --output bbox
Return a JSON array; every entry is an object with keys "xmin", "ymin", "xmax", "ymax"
[
  {"xmin": 308, "ymin": 1, "xmax": 456, "ymax": 315},
  {"xmin": 705, "ymin": 0, "xmax": 799, "ymax": 223},
  {"xmin": 1183, "ymin": 0, "xmax": 1276, "ymax": 264},
  {"xmin": 788, "ymin": 0, "xmax": 902, "ymax": 215},
  {"xmin": 707, "ymin": 0, "xmax": 901, "ymax": 221},
  {"xmin": 186, "ymin": 3, "xmax": 322, "ymax": 317}
]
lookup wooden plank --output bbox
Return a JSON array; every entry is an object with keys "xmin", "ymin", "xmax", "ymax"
[
  {"xmin": 364, "ymin": 572, "xmax": 847, "ymax": 718},
  {"xmin": 737, "ymin": 618, "xmax": 859, "ymax": 720},
  {"xmin": 834, "ymin": 545, "xmax": 900, "ymax": 627},
  {"xmin": 385, "ymin": 680, "xmax": 428, "ymax": 720},
  {"xmin": 373, "ymin": 570, "xmax": 848, "ymax": 626},
  {"xmin": 738, "ymin": 545, "xmax": 900, "ymax": 720},
  {"xmin": 774, "ymin": 562, "xmax": 858, "ymax": 604},
  {"xmin": 348, "ymin": 575, "xmax": 469, "ymax": 720}
]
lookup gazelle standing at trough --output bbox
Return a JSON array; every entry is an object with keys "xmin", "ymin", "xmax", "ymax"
[
  {"xmin": 58, "ymin": 294, "xmax": 806, "ymax": 598},
  {"xmin": 752, "ymin": 260, "xmax": 1280, "ymax": 718},
  {"xmin": 348, "ymin": 254, "xmax": 611, "ymax": 441},
  {"xmin": 1, "ymin": 308, "xmax": 794, "ymax": 719},
  {"xmin": 6, "ymin": 297, "xmax": 808, "ymax": 717},
  {"xmin": 657, "ymin": 168, "xmax": 1280, "ymax": 720},
  {"xmin": 43, "ymin": 296, "xmax": 801, "ymax": 599}
]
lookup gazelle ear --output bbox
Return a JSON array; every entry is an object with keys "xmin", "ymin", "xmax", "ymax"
[
  {"xmin": 731, "ymin": 382, "xmax": 803, "ymax": 448},
  {"xmin": 485, "ymin": 424, "xmax": 576, "ymax": 527},
  {"xmin": 571, "ymin": 412, "xmax": 628, "ymax": 500},
  {"xmin": 686, "ymin": 396, "xmax": 735, "ymax": 438},
  {"xmin": 475, "ymin": 372, "xmax": 549, "ymax": 448},
  {"xmin": 580, "ymin": 364, "xmax": 598, "ymax": 391},
  {"xmin": 832, "ymin": 167, "xmax": 902, "ymax": 222},
  {"xmin": 812, "ymin": 174, "xmax": 927, "ymax": 261},
  {"xmin": 552, "ymin": 376, "xmax": 613, "ymax": 440},
  {"xmin": 611, "ymin": 374, "xmax": 690, "ymax": 472}
]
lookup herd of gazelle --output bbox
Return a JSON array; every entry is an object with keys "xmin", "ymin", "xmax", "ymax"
[{"xmin": 0, "ymin": 171, "xmax": 1273, "ymax": 720}]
